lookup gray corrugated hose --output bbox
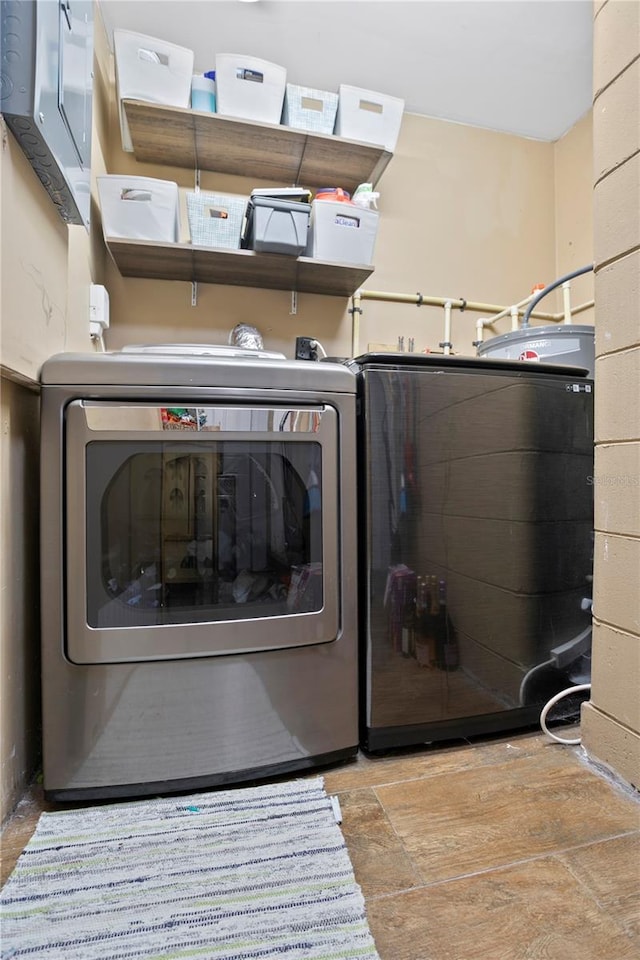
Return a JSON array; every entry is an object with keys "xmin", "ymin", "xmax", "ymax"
[{"xmin": 521, "ymin": 264, "xmax": 594, "ymax": 327}]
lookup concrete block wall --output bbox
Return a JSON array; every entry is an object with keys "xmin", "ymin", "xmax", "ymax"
[{"xmin": 581, "ymin": 0, "xmax": 640, "ymax": 788}]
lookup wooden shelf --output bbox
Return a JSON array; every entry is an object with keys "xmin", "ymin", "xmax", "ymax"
[
  {"xmin": 106, "ymin": 237, "xmax": 374, "ymax": 297},
  {"xmin": 123, "ymin": 100, "xmax": 392, "ymax": 193},
  {"xmin": 110, "ymin": 101, "xmax": 387, "ymax": 297}
]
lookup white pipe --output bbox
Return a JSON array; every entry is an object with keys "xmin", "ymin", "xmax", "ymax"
[
  {"xmin": 475, "ymin": 318, "xmax": 487, "ymax": 345},
  {"xmin": 570, "ymin": 299, "xmax": 595, "ymax": 318},
  {"xmin": 358, "ymin": 289, "xmax": 556, "ymax": 320},
  {"xmin": 351, "ymin": 290, "xmax": 362, "ymax": 358},
  {"xmin": 442, "ymin": 300, "xmax": 452, "ymax": 355},
  {"xmin": 351, "ymin": 289, "xmax": 595, "ymax": 358},
  {"xmin": 480, "ymin": 293, "xmax": 535, "ymax": 327},
  {"xmin": 475, "ymin": 307, "xmax": 517, "ymax": 346},
  {"xmin": 473, "ymin": 295, "xmax": 534, "ymax": 348},
  {"xmin": 562, "ymin": 281, "xmax": 572, "ymax": 324}
]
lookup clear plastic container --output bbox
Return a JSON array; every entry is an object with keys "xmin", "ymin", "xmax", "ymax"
[{"xmin": 191, "ymin": 72, "xmax": 216, "ymax": 112}]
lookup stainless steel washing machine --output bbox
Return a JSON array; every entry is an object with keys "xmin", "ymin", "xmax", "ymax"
[{"xmin": 40, "ymin": 345, "xmax": 358, "ymax": 800}]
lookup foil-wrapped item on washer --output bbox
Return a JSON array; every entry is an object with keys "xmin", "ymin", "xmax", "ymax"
[{"xmin": 229, "ymin": 323, "xmax": 264, "ymax": 351}]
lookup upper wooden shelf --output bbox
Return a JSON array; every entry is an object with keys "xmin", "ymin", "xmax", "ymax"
[
  {"xmin": 123, "ymin": 100, "xmax": 393, "ymax": 193},
  {"xmin": 106, "ymin": 237, "xmax": 374, "ymax": 298}
]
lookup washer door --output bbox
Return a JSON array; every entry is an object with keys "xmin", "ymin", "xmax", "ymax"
[{"xmin": 65, "ymin": 401, "xmax": 340, "ymax": 663}]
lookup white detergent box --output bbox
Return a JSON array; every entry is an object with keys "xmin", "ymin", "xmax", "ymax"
[
  {"xmin": 114, "ymin": 30, "xmax": 194, "ymax": 152},
  {"xmin": 306, "ymin": 200, "xmax": 379, "ymax": 266},
  {"xmin": 215, "ymin": 54, "xmax": 286, "ymax": 124},
  {"xmin": 186, "ymin": 191, "xmax": 248, "ymax": 249},
  {"xmin": 282, "ymin": 84, "xmax": 339, "ymax": 135},
  {"xmin": 97, "ymin": 175, "xmax": 180, "ymax": 242},
  {"xmin": 334, "ymin": 84, "xmax": 404, "ymax": 152}
]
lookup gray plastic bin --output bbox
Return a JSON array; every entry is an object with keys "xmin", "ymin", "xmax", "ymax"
[{"xmin": 243, "ymin": 197, "xmax": 310, "ymax": 255}]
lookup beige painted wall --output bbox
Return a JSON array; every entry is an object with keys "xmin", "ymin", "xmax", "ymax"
[
  {"xmin": 554, "ymin": 111, "xmax": 595, "ymax": 319},
  {"xmin": 0, "ymin": 3, "xmax": 110, "ymax": 822},
  {"xmin": 0, "ymin": 6, "xmax": 598, "ymax": 821},
  {"xmin": 581, "ymin": 0, "xmax": 640, "ymax": 789},
  {"xmin": 0, "ymin": 128, "xmax": 74, "ymax": 825}
]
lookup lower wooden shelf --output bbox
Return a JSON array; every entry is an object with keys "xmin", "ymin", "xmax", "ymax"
[{"xmin": 105, "ymin": 237, "xmax": 374, "ymax": 297}]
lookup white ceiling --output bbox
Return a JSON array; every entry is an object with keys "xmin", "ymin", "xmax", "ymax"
[{"xmin": 98, "ymin": 0, "xmax": 593, "ymax": 142}]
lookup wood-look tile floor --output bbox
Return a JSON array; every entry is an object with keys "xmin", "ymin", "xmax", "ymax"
[{"xmin": 2, "ymin": 729, "xmax": 639, "ymax": 959}]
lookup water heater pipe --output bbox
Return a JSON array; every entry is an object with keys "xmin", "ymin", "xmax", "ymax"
[
  {"xmin": 350, "ymin": 287, "xmax": 594, "ymax": 357},
  {"xmin": 351, "ymin": 291, "xmax": 362, "ymax": 358},
  {"xmin": 472, "ymin": 297, "xmax": 593, "ymax": 347},
  {"xmin": 562, "ymin": 282, "xmax": 573, "ymax": 324},
  {"xmin": 569, "ymin": 300, "xmax": 596, "ymax": 318},
  {"xmin": 351, "ymin": 289, "xmax": 558, "ymax": 356},
  {"xmin": 441, "ymin": 301, "xmax": 453, "ymax": 355},
  {"xmin": 354, "ymin": 289, "xmax": 557, "ymax": 319},
  {"xmin": 521, "ymin": 264, "xmax": 594, "ymax": 328},
  {"xmin": 475, "ymin": 317, "xmax": 487, "ymax": 345},
  {"xmin": 473, "ymin": 294, "xmax": 536, "ymax": 345}
]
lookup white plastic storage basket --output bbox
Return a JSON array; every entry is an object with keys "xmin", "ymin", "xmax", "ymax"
[
  {"xmin": 334, "ymin": 85, "xmax": 404, "ymax": 152},
  {"xmin": 306, "ymin": 199, "xmax": 379, "ymax": 266},
  {"xmin": 97, "ymin": 175, "xmax": 180, "ymax": 242},
  {"xmin": 215, "ymin": 54, "xmax": 286, "ymax": 124},
  {"xmin": 282, "ymin": 84, "xmax": 338, "ymax": 135},
  {"xmin": 114, "ymin": 30, "xmax": 194, "ymax": 152},
  {"xmin": 186, "ymin": 191, "xmax": 248, "ymax": 249}
]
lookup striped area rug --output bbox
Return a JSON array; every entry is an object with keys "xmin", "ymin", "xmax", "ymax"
[{"xmin": 1, "ymin": 777, "xmax": 380, "ymax": 960}]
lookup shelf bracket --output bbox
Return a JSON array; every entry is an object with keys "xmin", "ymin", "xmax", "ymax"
[
  {"xmin": 290, "ymin": 290, "xmax": 298, "ymax": 316},
  {"xmin": 192, "ymin": 170, "xmax": 200, "ymax": 307}
]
